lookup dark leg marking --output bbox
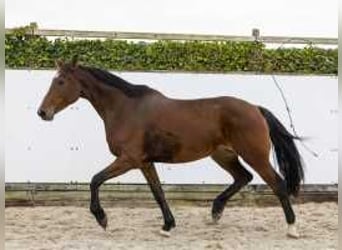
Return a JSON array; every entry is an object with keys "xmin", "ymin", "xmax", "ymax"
[
  {"xmin": 141, "ymin": 163, "xmax": 175, "ymax": 234},
  {"xmin": 90, "ymin": 158, "xmax": 131, "ymax": 230},
  {"xmin": 259, "ymin": 168, "xmax": 295, "ymax": 225},
  {"xmin": 255, "ymin": 164, "xmax": 298, "ymax": 237},
  {"xmin": 211, "ymin": 148, "xmax": 253, "ymax": 222},
  {"xmin": 238, "ymin": 146, "xmax": 299, "ymax": 237}
]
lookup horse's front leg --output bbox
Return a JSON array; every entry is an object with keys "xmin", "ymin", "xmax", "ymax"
[
  {"xmin": 90, "ymin": 157, "xmax": 132, "ymax": 230},
  {"xmin": 141, "ymin": 163, "xmax": 175, "ymax": 237}
]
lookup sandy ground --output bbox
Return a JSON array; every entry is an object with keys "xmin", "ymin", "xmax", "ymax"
[{"xmin": 5, "ymin": 202, "xmax": 337, "ymax": 250}]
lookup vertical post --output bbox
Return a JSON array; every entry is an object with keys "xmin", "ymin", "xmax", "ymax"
[
  {"xmin": 29, "ymin": 22, "xmax": 38, "ymax": 35},
  {"xmin": 252, "ymin": 28, "xmax": 260, "ymax": 42},
  {"xmin": 250, "ymin": 28, "xmax": 262, "ymax": 72}
]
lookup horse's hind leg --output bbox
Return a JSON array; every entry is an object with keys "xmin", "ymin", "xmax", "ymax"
[
  {"xmin": 211, "ymin": 147, "xmax": 253, "ymax": 223},
  {"xmin": 259, "ymin": 163, "xmax": 298, "ymax": 238},
  {"xmin": 241, "ymin": 154, "xmax": 298, "ymax": 238},
  {"xmin": 141, "ymin": 163, "xmax": 175, "ymax": 237}
]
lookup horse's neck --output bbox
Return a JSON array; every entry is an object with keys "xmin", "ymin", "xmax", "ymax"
[{"xmin": 81, "ymin": 80, "xmax": 129, "ymax": 122}]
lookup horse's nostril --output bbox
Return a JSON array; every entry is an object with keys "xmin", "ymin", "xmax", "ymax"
[{"xmin": 38, "ymin": 109, "xmax": 46, "ymax": 118}]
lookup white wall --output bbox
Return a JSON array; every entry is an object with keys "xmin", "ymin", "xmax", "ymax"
[{"xmin": 5, "ymin": 70, "xmax": 337, "ymax": 184}]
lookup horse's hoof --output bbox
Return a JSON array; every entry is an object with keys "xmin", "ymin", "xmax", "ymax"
[
  {"xmin": 98, "ymin": 214, "xmax": 108, "ymax": 230},
  {"xmin": 211, "ymin": 212, "xmax": 222, "ymax": 224},
  {"xmin": 287, "ymin": 224, "xmax": 299, "ymax": 239},
  {"xmin": 159, "ymin": 229, "xmax": 171, "ymax": 237}
]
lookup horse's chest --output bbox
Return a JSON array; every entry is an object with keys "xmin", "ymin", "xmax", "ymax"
[
  {"xmin": 105, "ymin": 129, "xmax": 130, "ymax": 157},
  {"xmin": 106, "ymin": 139, "xmax": 122, "ymax": 156}
]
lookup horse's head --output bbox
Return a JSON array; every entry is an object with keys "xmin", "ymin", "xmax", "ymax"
[{"xmin": 38, "ymin": 56, "xmax": 82, "ymax": 121}]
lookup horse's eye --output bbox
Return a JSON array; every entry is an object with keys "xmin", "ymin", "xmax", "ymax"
[{"xmin": 58, "ymin": 80, "xmax": 64, "ymax": 85}]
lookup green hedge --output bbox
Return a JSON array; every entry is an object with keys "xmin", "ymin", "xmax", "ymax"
[{"xmin": 5, "ymin": 32, "xmax": 338, "ymax": 74}]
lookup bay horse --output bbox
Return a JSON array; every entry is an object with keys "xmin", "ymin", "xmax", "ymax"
[{"xmin": 37, "ymin": 57, "xmax": 304, "ymax": 238}]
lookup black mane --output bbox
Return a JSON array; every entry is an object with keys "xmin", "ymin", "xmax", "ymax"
[{"xmin": 80, "ymin": 66, "xmax": 153, "ymax": 98}]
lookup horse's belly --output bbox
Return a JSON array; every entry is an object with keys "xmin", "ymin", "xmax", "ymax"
[
  {"xmin": 143, "ymin": 126, "xmax": 226, "ymax": 163},
  {"xmin": 172, "ymin": 136, "xmax": 231, "ymax": 163},
  {"xmin": 168, "ymin": 148, "xmax": 213, "ymax": 163}
]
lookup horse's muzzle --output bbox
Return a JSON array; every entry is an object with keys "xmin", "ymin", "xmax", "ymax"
[{"xmin": 37, "ymin": 109, "xmax": 54, "ymax": 121}]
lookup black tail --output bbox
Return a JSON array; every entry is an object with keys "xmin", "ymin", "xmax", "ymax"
[{"xmin": 258, "ymin": 106, "xmax": 304, "ymax": 197}]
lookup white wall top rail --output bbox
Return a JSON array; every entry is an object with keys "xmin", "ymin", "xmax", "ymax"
[{"xmin": 5, "ymin": 27, "xmax": 338, "ymax": 45}]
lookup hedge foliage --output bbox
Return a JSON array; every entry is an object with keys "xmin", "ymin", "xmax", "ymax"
[{"xmin": 5, "ymin": 30, "xmax": 338, "ymax": 74}]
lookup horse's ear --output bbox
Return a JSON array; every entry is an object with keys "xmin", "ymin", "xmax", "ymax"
[
  {"xmin": 55, "ymin": 59, "xmax": 64, "ymax": 70},
  {"xmin": 71, "ymin": 55, "xmax": 79, "ymax": 68}
]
